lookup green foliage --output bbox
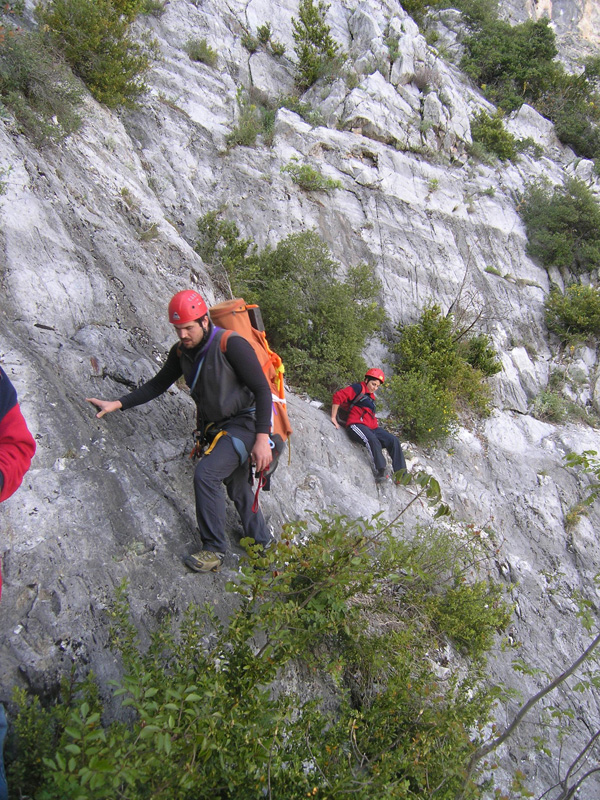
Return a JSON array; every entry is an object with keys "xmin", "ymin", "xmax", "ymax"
[
  {"xmin": 196, "ymin": 215, "xmax": 384, "ymax": 400},
  {"xmin": 256, "ymin": 22, "xmax": 271, "ymax": 45},
  {"xmin": 292, "ymin": 0, "xmax": 342, "ymax": 90},
  {"xmin": 0, "ymin": 25, "xmax": 82, "ymax": 143},
  {"xmin": 36, "ymin": 0, "xmax": 149, "ymax": 107},
  {"xmin": 461, "ymin": 17, "xmax": 558, "ymax": 112},
  {"xmin": 537, "ymin": 58, "xmax": 600, "ymax": 160},
  {"xmin": 387, "ymin": 305, "xmax": 500, "ymax": 443},
  {"xmin": 386, "ymin": 371, "xmax": 457, "ymax": 444},
  {"xmin": 7, "ymin": 501, "xmax": 512, "ymax": 800},
  {"xmin": 470, "ymin": 110, "xmax": 518, "ymax": 161},
  {"xmin": 139, "ymin": 0, "xmax": 166, "ymax": 15},
  {"xmin": 520, "ymin": 179, "xmax": 600, "ymax": 275},
  {"xmin": 460, "ymin": 11, "xmax": 600, "ymax": 159},
  {"xmin": 532, "ymin": 389, "xmax": 568, "ymax": 423},
  {"xmin": 241, "ymin": 31, "xmax": 259, "ymax": 52},
  {"xmin": 565, "ymin": 449, "xmax": 600, "ymax": 506},
  {"xmin": 545, "ymin": 284, "xmax": 600, "ymax": 344},
  {"xmin": 426, "ymin": 579, "xmax": 511, "ymax": 659},
  {"xmin": 277, "ymin": 94, "xmax": 323, "ymax": 125},
  {"xmin": 281, "ymin": 156, "xmax": 342, "ymax": 191},
  {"xmin": 184, "ymin": 37, "xmax": 217, "ymax": 67},
  {"xmin": 459, "ymin": 333, "xmax": 503, "ymax": 377},
  {"xmin": 226, "ymin": 89, "xmax": 264, "ymax": 146}
]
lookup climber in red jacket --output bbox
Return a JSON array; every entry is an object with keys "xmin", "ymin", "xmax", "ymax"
[{"xmin": 0, "ymin": 365, "xmax": 36, "ymax": 597}]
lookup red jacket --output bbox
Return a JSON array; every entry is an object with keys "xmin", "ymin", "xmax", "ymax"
[
  {"xmin": 332, "ymin": 381, "xmax": 378, "ymax": 429},
  {"xmin": 0, "ymin": 367, "xmax": 36, "ymax": 597}
]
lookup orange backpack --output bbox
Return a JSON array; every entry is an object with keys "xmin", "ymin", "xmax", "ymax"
[{"xmin": 209, "ymin": 298, "xmax": 293, "ymax": 446}]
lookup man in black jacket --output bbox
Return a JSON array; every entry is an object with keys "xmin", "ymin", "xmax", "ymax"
[{"xmin": 87, "ymin": 290, "xmax": 273, "ymax": 573}]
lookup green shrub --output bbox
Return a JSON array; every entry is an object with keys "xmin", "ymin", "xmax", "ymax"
[
  {"xmin": 226, "ymin": 90, "xmax": 263, "ymax": 146},
  {"xmin": 461, "ymin": 17, "xmax": 558, "ymax": 112},
  {"xmin": 6, "ymin": 507, "xmax": 511, "ymax": 800},
  {"xmin": 0, "ymin": 26, "xmax": 82, "ymax": 142},
  {"xmin": 256, "ymin": 22, "xmax": 271, "ymax": 45},
  {"xmin": 278, "ymin": 94, "xmax": 323, "ymax": 125},
  {"xmin": 385, "ymin": 371, "xmax": 458, "ymax": 444},
  {"xmin": 532, "ymin": 389, "xmax": 568, "ymax": 422},
  {"xmin": 196, "ymin": 217, "xmax": 384, "ymax": 400},
  {"xmin": 270, "ymin": 40, "xmax": 286, "ymax": 57},
  {"xmin": 426, "ymin": 579, "xmax": 512, "ymax": 659},
  {"xmin": 470, "ymin": 110, "xmax": 518, "ymax": 161},
  {"xmin": 520, "ymin": 178, "xmax": 600, "ymax": 274},
  {"xmin": 545, "ymin": 284, "xmax": 600, "ymax": 343},
  {"xmin": 387, "ymin": 305, "xmax": 499, "ymax": 443},
  {"xmin": 36, "ymin": 0, "xmax": 149, "ymax": 107},
  {"xmin": 139, "ymin": 0, "xmax": 166, "ymax": 15},
  {"xmin": 292, "ymin": 0, "xmax": 342, "ymax": 90},
  {"xmin": 537, "ymin": 58, "xmax": 600, "ymax": 160},
  {"xmin": 460, "ymin": 10, "xmax": 600, "ymax": 159},
  {"xmin": 459, "ymin": 333, "xmax": 503, "ymax": 377},
  {"xmin": 281, "ymin": 157, "xmax": 342, "ymax": 190},
  {"xmin": 184, "ymin": 37, "xmax": 217, "ymax": 67},
  {"xmin": 241, "ymin": 31, "xmax": 259, "ymax": 52}
]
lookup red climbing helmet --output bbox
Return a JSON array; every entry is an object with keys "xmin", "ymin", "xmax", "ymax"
[
  {"xmin": 168, "ymin": 290, "xmax": 208, "ymax": 324},
  {"xmin": 365, "ymin": 368, "xmax": 385, "ymax": 384}
]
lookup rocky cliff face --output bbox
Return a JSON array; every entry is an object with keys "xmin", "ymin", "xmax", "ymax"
[{"xmin": 1, "ymin": 0, "xmax": 600, "ymax": 795}]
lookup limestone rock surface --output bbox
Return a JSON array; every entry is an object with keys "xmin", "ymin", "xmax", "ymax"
[{"xmin": 1, "ymin": 0, "xmax": 600, "ymax": 795}]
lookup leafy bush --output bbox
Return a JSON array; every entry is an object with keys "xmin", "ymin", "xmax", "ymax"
[
  {"xmin": 226, "ymin": 89, "xmax": 263, "ymax": 146},
  {"xmin": 460, "ymin": 11, "xmax": 600, "ymax": 158},
  {"xmin": 241, "ymin": 31, "xmax": 259, "ymax": 52},
  {"xmin": 532, "ymin": 389, "xmax": 568, "ymax": 423},
  {"xmin": 520, "ymin": 178, "xmax": 600, "ymax": 275},
  {"xmin": 461, "ymin": 17, "xmax": 558, "ymax": 112},
  {"xmin": 196, "ymin": 215, "xmax": 384, "ymax": 399},
  {"xmin": 545, "ymin": 284, "xmax": 600, "ymax": 343},
  {"xmin": 0, "ymin": 25, "xmax": 83, "ymax": 142},
  {"xmin": 292, "ymin": 0, "xmax": 342, "ymax": 90},
  {"xmin": 256, "ymin": 22, "xmax": 271, "ymax": 45},
  {"xmin": 387, "ymin": 305, "xmax": 500, "ymax": 443},
  {"xmin": 426, "ymin": 579, "xmax": 511, "ymax": 658},
  {"xmin": 386, "ymin": 371, "xmax": 458, "ymax": 444},
  {"xmin": 537, "ymin": 58, "xmax": 600, "ymax": 160},
  {"xmin": 184, "ymin": 37, "xmax": 217, "ymax": 67},
  {"xmin": 6, "ymin": 506, "xmax": 512, "ymax": 800},
  {"xmin": 459, "ymin": 333, "xmax": 504, "ymax": 377},
  {"xmin": 36, "ymin": 0, "xmax": 149, "ymax": 107},
  {"xmin": 278, "ymin": 94, "xmax": 323, "ymax": 125},
  {"xmin": 470, "ymin": 110, "xmax": 518, "ymax": 161},
  {"xmin": 281, "ymin": 157, "xmax": 342, "ymax": 190}
]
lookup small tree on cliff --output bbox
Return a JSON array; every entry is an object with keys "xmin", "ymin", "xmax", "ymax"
[{"xmin": 292, "ymin": 0, "xmax": 341, "ymax": 90}]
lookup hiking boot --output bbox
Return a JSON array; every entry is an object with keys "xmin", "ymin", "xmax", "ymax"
[
  {"xmin": 375, "ymin": 468, "xmax": 388, "ymax": 483},
  {"xmin": 184, "ymin": 550, "xmax": 224, "ymax": 573}
]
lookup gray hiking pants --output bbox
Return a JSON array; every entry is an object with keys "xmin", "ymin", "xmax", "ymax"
[{"xmin": 193, "ymin": 426, "xmax": 271, "ymax": 554}]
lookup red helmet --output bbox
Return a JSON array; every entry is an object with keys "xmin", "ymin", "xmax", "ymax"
[
  {"xmin": 365, "ymin": 368, "xmax": 385, "ymax": 384},
  {"xmin": 168, "ymin": 290, "xmax": 208, "ymax": 324}
]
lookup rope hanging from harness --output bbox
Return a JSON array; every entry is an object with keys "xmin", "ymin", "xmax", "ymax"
[{"xmin": 252, "ymin": 470, "xmax": 268, "ymax": 513}]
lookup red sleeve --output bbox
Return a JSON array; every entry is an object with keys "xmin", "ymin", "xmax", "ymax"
[
  {"xmin": 0, "ymin": 403, "xmax": 36, "ymax": 502},
  {"xmin": 332, "ymin": 384, "xmax": 360, "ymax": 406}
]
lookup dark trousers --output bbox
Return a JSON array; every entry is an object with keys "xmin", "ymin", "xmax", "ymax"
[
  {"xmin": 347, "ymin": 424, "xmax": 406, "ymax": 474},
  {"xmin": 193, "ymin": 427, "xmax": 271, "ymax": 554}
]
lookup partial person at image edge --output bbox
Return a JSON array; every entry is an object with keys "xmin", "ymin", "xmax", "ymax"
[{"xmin": 0, "ymin": 365, "xmax": 36, "ymax": 594}]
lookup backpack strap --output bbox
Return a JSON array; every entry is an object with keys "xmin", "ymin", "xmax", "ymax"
[{"xmin": 220, "ymin": 330, "xmax": 233, "ymax": 352}]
